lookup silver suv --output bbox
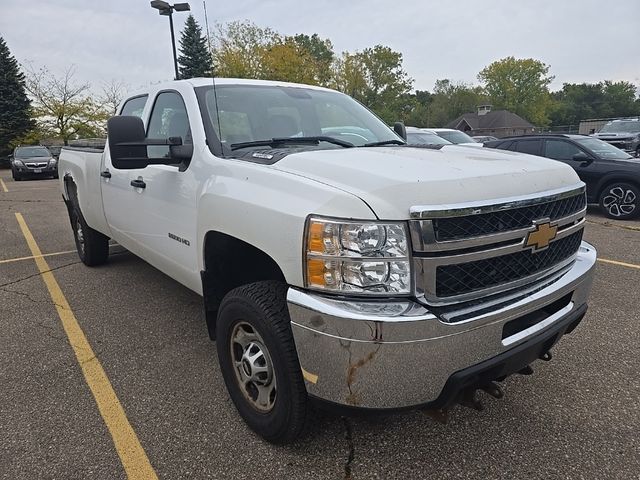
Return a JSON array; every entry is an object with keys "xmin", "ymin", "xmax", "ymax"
[{"xmin": 592, "ymin": 118, "xmax": 640, "ymax": 157}]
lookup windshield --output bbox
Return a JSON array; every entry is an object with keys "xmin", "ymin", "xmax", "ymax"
[
  {"xmin": 407, "ymin": 132, "xmax": 451, "ymax": 146},
  {"xmin": 599, "ymin": 121, "xmax": 640, "ymax": 134},
  {"xmin": 434, "ymin": 130, "xmax": 476, "ymax": 144},
  {"xmin": 15, "ymin": 147, "xmax": 50, "ymax": 158},
  {"xmin": 197, "ymin": 84, "xmax": 401, "ymax": 153},
  {"xmin": 576, "ymin": 137, "xmax": 633, "ymax": 160}
]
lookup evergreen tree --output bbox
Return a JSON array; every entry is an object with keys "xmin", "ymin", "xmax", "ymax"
[
  {"xmin": 177, "ymin": 15, "xmax": 212, "ymax": 79},
  {"xmin": 0, "ymin": 37, "xmax": 34, "ymax": 158}
]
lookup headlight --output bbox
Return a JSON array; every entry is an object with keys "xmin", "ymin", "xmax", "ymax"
[
  {"xmin": 13, "ymin": 159, "xmax": 24, "ymax": 166},
  {"xmin": 304, "ymin": 217, "xmax": 411, "ymax": 295},
  {"xmin": 49, "ymin": 158, "xmax": 57, "ymax": 164}
]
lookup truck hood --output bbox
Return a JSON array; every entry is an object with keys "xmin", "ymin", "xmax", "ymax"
[{"xmin": 271, "ymin": 145, "xmax": 581, "ymax": 219}]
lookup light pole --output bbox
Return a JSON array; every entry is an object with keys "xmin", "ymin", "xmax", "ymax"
[{"xmin": 150, "ymin": 1, "xmax": 191, "ymax": 80}]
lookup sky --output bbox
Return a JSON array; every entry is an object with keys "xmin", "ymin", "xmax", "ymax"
[{"xmin": 1, "ymin": 0, "xmax": 639, "ymax": 96}]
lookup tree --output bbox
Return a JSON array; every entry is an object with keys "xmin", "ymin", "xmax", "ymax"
[
  {"xmin": 549, "ymin": 81, "xmax": 640, "ymax": 126},
  {"xmin": 0, "ymin": 37, "xmax": 34, "ymax": 157},
  {"xmin": 478, "ymin": 57, "xmax": 554, "ymax": 126},
  {"xmin": 100, "ymin": 79, "xmax": 128, "ymax": 116},
  {"xmin": 332, "ymin": 45, "xmax": 413, "ymax": 123},
  {"xmin": 24, "ymin": 64, "xmax": 107, "ymax": 143},
  {"xmin": 178, "ymin": 14, "xmax": 212, "ymax": 79},
  {"xmin": 260, "ymin": 39, "xmax": 320, "ymax": 85},
  {"xmin": 288, "ymin": 34, "xmax": 334, "ymax": 85},
  {"xmin": 213, "ymin": 21, "xmax": 279, "ymax": 78}
]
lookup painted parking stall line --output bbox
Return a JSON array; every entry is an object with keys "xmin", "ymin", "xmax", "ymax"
[
  {"xmin": 0, "ymin": 250, "xmax": 77, "ymax": 265},
  {"xmin": 14, "ymin": 212, "xmax": 158, "ymax": 480},
  {"xmin": 597, "ymin": 257, "xmax": 640, "ymax": 271},
  {"xmin": 0, "ymin": 178, "xmax": 8, "ymax": 192}
]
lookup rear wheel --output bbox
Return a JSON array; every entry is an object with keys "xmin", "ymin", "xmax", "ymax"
[
  {"xmin": 599, "ymin": 182, "xmax": 640, "ymax": 220},
  {"xmin": 70, "ymin": 204, "xmax": 109, "ymax": 266},
  {"xmin": 216, "ymin": 281, "xmax": 307, "ymax": 443}
]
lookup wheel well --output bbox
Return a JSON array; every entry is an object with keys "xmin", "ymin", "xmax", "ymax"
[
  {"xmin": 201, "ymin": 231, "xmax": 286, "ymax": 340},
  {"xmin": 597, "ymin": 178, "xmax": 640, "ymax": 201}
]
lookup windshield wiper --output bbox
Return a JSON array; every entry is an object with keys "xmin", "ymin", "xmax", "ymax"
[
  {"xmin": 230, "ymin": 136, "xmax": 354, "ymax": 151},
  {"xmin": 362, "ymin": 139, "xmax": 406, "ymax": 147}
]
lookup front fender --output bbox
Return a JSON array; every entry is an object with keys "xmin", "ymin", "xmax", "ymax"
[{"xmin": 196, "ymin": 162, "xmax": 375, "ymax": 286}]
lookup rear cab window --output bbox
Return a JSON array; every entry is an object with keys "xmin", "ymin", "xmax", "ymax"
[{"xmin": 120, "ymin": 95, "xmax": 148, "ymax": 117}]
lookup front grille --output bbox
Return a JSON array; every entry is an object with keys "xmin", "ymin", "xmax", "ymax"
[
  {"xmin": 433, "ymin": 194, "xmax": 586, "ymax": 241},
  {"xmin": 435, "ymin": 230, "xmax": 583, "ymax": 298}
]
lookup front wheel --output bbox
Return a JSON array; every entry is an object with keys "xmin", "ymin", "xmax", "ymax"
[
  {"xmin": 599, "ymin": 182, "xmax": 640, "ymax": 220},
  {"xmin": 216, "ymin": 281, "xmax": 307, "ymax": 443}
]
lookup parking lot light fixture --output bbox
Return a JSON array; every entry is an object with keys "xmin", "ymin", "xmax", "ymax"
[{"xmin": 150, "ymin": 1, "xmax": 191, "ymax": 80}]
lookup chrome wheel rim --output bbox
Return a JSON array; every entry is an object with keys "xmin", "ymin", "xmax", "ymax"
[
  {"xmin": 602, "ymin": 187, "xmax": 637, "ymax": 217},
  {"xmin": 75, "ymin": 218, "xmax": 85, "ymax": 255},
  {"xmin": 230, "ymin": 322, "xmax": 276, "ymax": 412}
]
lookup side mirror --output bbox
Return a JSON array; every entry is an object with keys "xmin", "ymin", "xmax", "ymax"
[
  {"xmin": 572, "ymin": 152, "xmax": 593, "ymax": 166},
  {"xmin": 393, "ymin": 122, "xmax": 407, "ymax": 140},
  {"xmin": 107, "ymin": 116, "xmax": 192, "ymax": 170}
]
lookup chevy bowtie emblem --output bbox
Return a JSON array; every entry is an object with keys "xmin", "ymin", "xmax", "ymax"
[{"xmin": 525, "ymin": 220, "xmax": 558, "ymax": 252}]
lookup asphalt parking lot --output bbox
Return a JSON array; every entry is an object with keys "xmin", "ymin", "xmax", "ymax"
[{"xmin": 1, "ymin": 172, "xmax": 639, "ymax": 480}]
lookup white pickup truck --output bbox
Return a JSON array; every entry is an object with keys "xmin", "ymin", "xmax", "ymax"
[{"xmin": 59, "ymin": 78, "xmax": 596, "ymax": 443}]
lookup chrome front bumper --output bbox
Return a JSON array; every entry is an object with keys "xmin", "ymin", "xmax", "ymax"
[{"xmin": 287, "ymin": 241, "xmax": 596, "ymax": 409}]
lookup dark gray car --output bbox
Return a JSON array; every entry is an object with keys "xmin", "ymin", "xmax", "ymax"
[
  {"xmin": 592, "ymin": 118, "xmax": 640, "ymax": 157},
  {"xmin": 11, "ymin": 146, "xmax": 59, "ymax": 181}
]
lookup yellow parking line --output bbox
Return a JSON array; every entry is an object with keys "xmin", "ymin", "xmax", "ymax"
[
  {"xmin": 598, "ymin": 258, "xmax": 640, "ymax": 270},
  {"xmin": 0, "ymin": 250, "xmax": 77, "ymax": 265},
  {"xmin": 14, "ymin": 213, "xmax": 158, "ymax": 480},
  {"xmin": 0, "ymin": 178, "xmax": 8, "ymax": 192}
]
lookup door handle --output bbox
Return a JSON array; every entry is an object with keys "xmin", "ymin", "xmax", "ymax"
[
  {"xmin": 100, "ymin": 170, "xmax": 111, "ymax": 178},
  {"xmin": 130, "ymin": 178, "xmax": 146, "ymax": 189}
]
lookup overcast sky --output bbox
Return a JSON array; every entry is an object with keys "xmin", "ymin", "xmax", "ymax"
[{"xmin": 2, "ymin": 0, "xmax": 639, "ymax": 96}]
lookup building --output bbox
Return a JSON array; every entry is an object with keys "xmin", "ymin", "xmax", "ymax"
[{"xmin": 446, "ymin": 105, "xmax": 535, "ymax": 138}]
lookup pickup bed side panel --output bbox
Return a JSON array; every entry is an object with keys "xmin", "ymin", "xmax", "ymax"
[
  {"xmin": 59, "ymin": 148, "xmax": 111, "ymax": 236},
  {"xmin": 196, "ymin": 161, "xmax": 376, "ymax": 288}
]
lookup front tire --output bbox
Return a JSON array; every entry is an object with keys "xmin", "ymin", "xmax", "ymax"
[
  {"xmin": 599, "ymin": 182, "xmax": 640, "ymax": 220},
  {"xmin": 70, "ymin": 204, "xmax": 110, "ymax": 266},
  {"xmin": 216, "ymin": 281, "xmax": 307, "ymax": 444}
]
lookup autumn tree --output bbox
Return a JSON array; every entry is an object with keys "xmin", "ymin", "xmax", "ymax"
[
  {"xmin": 178, "ymin": 14, "xmax": 212, "ymax": 79},
  {"xmin": 332, "ymin": 45, "xmax": 413, "ymax": 123},
  {"xmin": 213, "ymin": 21, "xmax": 279, "ymax": 78},
  {"xmin": 287, "ymin": 33, "xmax": 334, "ymax": 85},
  {"xmin": 24, "ymin": 65, "xmax": 108, "ymax": 143},
  {"xmin": 478, "ymin": 57, "xmax": 554, "ymax": 126},
  {"xmin": 0, "ymin": 37, "xmax": 34, "ymax": 157}
]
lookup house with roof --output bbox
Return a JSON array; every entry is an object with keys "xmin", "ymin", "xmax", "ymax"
[{"xmin": 446, "ymin": 105, "xmax": 535, "ymax": 138}]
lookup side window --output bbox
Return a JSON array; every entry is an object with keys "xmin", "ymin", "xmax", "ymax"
[
  {"xmin": 545, "ymin": 140, "xmax": 582, "ymax": 161},
  {"xmin": 120, "ymin": 95, "xmax": 148, "ymax": 117},
  {"xmin": 515, "ymin": 140, "xmax": 542, "ymax": 156},
  {"xmin": 147, "ymin": 92, "xmax": 191, "ymax": 142},
  {"xmin": 146, "ymin": 92, "xmax": 191, "ymax": 159}
]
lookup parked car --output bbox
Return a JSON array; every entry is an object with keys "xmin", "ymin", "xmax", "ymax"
[
  {"xmin": 59, "ymin": 78, "xmax": 596, "ymax": 443},
  {"xmin": 472, "ymin": 135, "xmax": 498, "ymax": 143},
  {"xmin": 484, "ymin": 134, "xmax": 639, "ymax": 219},
  {"xmin": 423, "ymin": 128, "xmax": 483, "ymax": 147},
  {"xmin": 11, "ymin": 145, "xmax": 58, "ymax": 180},
  {"xmin": 591, "ymin": 118, "xmax": 640, "ymax": 157},
  {"xmin": 405, "ymin": 126, "xmax": 452, "ymax": 146}
]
